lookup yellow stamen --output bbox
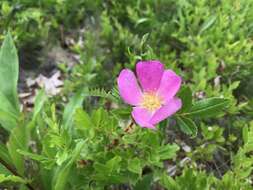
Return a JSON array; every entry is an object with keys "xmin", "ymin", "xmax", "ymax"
[{"xmin": 141, "ymin": 92, "xmax": 163, "ymax": 111}]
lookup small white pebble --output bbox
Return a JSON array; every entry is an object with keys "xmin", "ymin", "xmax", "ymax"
[{"xmin": 182, "ymin": 144, "xmax": 191, "ymax": 152}]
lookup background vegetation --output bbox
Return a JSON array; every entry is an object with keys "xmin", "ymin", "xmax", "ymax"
[{"xmin": 0, "ymin": 0, "xmax": 252, "ymax": 189}]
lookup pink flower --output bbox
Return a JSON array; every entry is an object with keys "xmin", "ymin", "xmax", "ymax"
[{"xmin": 117, "ymin": 60, "xmax": 182, "ymax": 129}]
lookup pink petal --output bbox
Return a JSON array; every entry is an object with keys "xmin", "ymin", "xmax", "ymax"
[
  {"xmin": 150, "ymin": 97, "xmax": 182, "ymax": 125},
  {"xmin": 157, "ymin": 70, "xmax": 182, "ymax": 104},
  {"xmin": 131, "ymin": 107, "xmax": 155, "ymax": 129},
  {"xmin": 136, "ymin": 60, "xmax": 164, "ymax": 92},
  {"xmin": 117, "ymin": 69, "xmax": 142, "ymax": 106}
]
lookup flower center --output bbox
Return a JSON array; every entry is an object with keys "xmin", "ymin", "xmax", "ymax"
[{"xmin": 141, "ymin": 92, "xmax": 163, "ymax": 111}]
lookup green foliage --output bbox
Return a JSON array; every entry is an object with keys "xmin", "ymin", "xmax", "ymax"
[
  {"xmin": 0, "ymin": 33, "xmax": 19, "ymax": 111},
  {"xmin": 32, "ymin": 89, "xmax": 47, "ymax": 122},
  {"xmin": 0, "ymin": 174, "xmax": 27, "ymax": 184},
  {"xmin": 185, "ymin": 98, "xmax": 230, "ymax": 118},
  {"xmin": 233, "ymin": 121, "xmax": 253, "ymax": 180},
  {"xmin": 177, "ymin": 86, "xmax": 192, "ymax": 113},
  {"xmin": 160, "ymin": 168, "xmax": 215, "ymax": 190},
  {"xmin": 0, "ymin": 0, "xmax": 252, "ymax": 189},
  {"xmin": 85, "ymin": 87, "xmax": 120, "ymax": 103},
  {"xmin": 159, "ymin": 167, "xmax": 253, "ymax": 190},
  {"xmin": 176, "ymin": 116, "xmax": 197, "ymax": 137},
  {"xmin": 53, "ymin": 140, "xmax": 86, "ymax": 190},
  {"xmin": 0, "ymin": 33, "xmax": 20, "ymax": 131},
  {"xmin": 7, "ymin": 123, "xmax": 28, "ymax": 175},
  {"xmin": 62, "ymin": 90, "xmax": 86, "ymax": 130}
]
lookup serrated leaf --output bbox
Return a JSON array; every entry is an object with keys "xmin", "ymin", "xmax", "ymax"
[
  {"xmin": 86, "ymin": 87, "xmax": 119, "ymax": 102},
  {"xmin": 158, "ymin": 144, "xmax": 180, "ymax": 160},
  {"xmin": 134, "ymin": 174, "xmax": 153, "ymax": 190},
  {"xmin": 53, "ymin": 140, "xmax": 86, "ymax": 190},
  {"xmin": 93, "ymin": 156, "xmax": 122, "ymax": 182},
  {"xmin": 128, "ymin": 158, "xmax": 142, "ymax": 174},
  {"xmin": 177, "ymin": 116, "xmax": 197, "ymax": 137},
  {"xmin": 185, "ymin": 97, "xmax": 229, "ymax": 118},
  {"xmin": 160, "ymin": 172, "xmax": 178, "ymax": 190},
  {"xmin": 106, "ymin": 156, "xmax": 122, "ymax": 174},
  {"xmin": 74, "ymin": 109, "xmax": 93, "ymax": 129},
  {"xmin": 91, "ymin": 108, "xmax": 108, "ymax": 127},
  {"xmin": 111, "ymin": 107, "xmax": 131, "ymax": 119}
]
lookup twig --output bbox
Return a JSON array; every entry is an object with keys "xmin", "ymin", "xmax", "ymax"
[{"xmin": 124, "ymin": 120, "xmax": 134, "ymax": 133}]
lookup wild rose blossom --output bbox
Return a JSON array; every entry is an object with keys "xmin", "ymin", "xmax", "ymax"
[{"xmin": 117, "ymin": 60, "xmax": 182, "ymax": 129}]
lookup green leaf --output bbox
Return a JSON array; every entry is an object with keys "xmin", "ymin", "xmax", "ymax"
[
  {"xmin": 106, "ymin": 156, "xmax": 122, "ymax": 174},
  {"xmin": 40, "ymin": 167, "xmax": 53, "ymax": 190},
  {"xmin": 0, "ymin": 142, "xmax": 11, "ymax": 165},
  {"xmin": 128, "ymin": 157, "xmax": 142, "ymax": 175},
  {"xmin": 0, "ymin": 91, "xmax": 19, "ymax": 117},
  {"xmin": 0, "ymin": 163, "xmax": 12, "ymax": 175},
  {"xmin": 199, "ymin": 15, "xmax": 216, "ymax": 34},
  {"xmin": 177, "ymin": 116, "xmax": 198, "ymax": 137},
  {"xmin": 32, "ymin": 89, "xmax": 47, "ymax": 121},
  {"xmin": 178, "ymin": 86, "xmax": 192, "ymax": 112},
  {"xmin": 85, "ymin": 88, "xmax": 119, "ymax": 102},
  {"xmin": 56, "ymin": 150, "xmax": 69, "ymax": 165},
  {"xmin": 26, "ymin": 89, "xmax": 48, "ymax": 130},
  {"xmin": 111, "ymin": 107, "xmax": 131, "ymax": 120},
  {"xmin": 158, "ymin": 144, "xmax": 180, "ymax": 160},
  {"xmin": 134, "ymin": 174, "xmax": 153, "ymax": 190},
  {"xmin": 135, "ymin": 18, "xmax": 150, "ymax": 27},
  {"xmin": 242, "ymin": 126, "xmax": 249, "ymax": 144},
  {"xmin": 17, "ymin": 149, "xmax": 52, "ymax": 164},
  {"xmin": 0, "ymin": 174, "xmax": 27, "ymax": 184},
  {"xmin": 93, "ymin": 162, "xmax": 108, "ymax": 176},
  {"xmin": 74, "ymin": 109, "xmax": 95, "ymax": 138},
  {"xmin": 93, "ymin": 156, "xmax": 122, "ymax": 182},
  {"xmin": 0, "ymin": 33, "xmax": 19, "ymax": 111},
  {"xmin": 91, "ymin": 108, "xmax": 108, "ymax": 127},
  {"xmin": 53, "ymin": 140, "xmax": 86, "ymax": 190},
  {"xmin": 185, "ymin": 98, "xmax": 230, "ymax": 118},
  {"xmin": 7, "ymin": 124, "xmax": 28, "ymax": 175},
  {"xmin": 74, "ymin": 109, "xmax": 93, "ymax": 129},
  {"xmin": 0, "ymin": 110, "xmax": 17, "ymax": 131},
  {"xmin": 63, "ymin": 90, "xmax": 85, "ymax": 130},
  {"xmin": 0, "ymin": 91, "xmax": 19, "ymax": 131},
  {"xmin": 1, "ymin": 2, "xmax": 12, "ymax": 16},
  {"xmin": 160, "ymin": 172, "xmax": 178, "ymax": 190}
]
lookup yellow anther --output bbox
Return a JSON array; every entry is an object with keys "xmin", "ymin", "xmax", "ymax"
[{"xmin": 141, "ymin": 92, "xmax": 163, "ymax": 111}]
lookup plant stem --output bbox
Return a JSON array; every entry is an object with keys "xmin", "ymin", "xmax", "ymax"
[
  {"xmin": 0, "ymin": 158, "xmax": 34, "ymax": 190},
  {"xmin": 124, "ymin": 120, "xmax": 134, "ymax": 132}
]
